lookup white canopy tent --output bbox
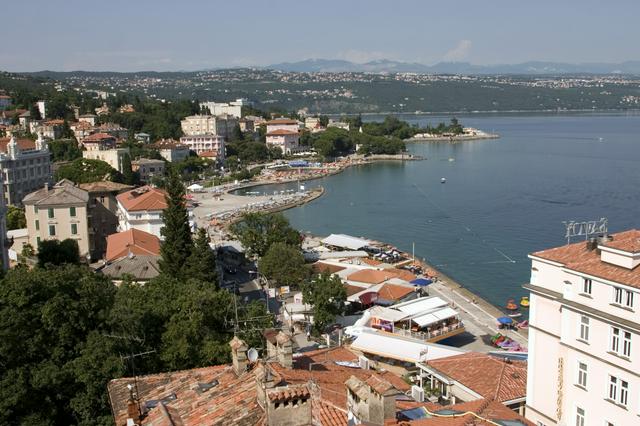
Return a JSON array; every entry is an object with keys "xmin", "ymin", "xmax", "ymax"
[
  {"xmin": 321, "ymin": 234, "xmax": 371, "ymax": 251},
  {"xmin": 187, "ymin": 183, "xmax": 204, "ymax": 191}
]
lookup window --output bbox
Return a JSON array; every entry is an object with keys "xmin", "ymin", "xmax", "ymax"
[
  {"xmin": 575, "ymin": 407, "xmax": 585, "ymax": 426},
  {"xmin": 577, "ymin": 362, "xmax": 587, "ymax": 388},
  {"xmin": 608, "ymin": 376, "xmax": 629, "ymax": 407},
  {"xmin": 71, "ymin": 224, "xmax": 78, "ymax": 235},
  {"xmin": 583, "ymin": 278, "xmax": 592, "ymax": 294},
  {"xmin": 611, "ymin": 328, "xmax": 620, "ymax": 353},
  {"xmin": 613, "ymin": 287, "xmax": 634, "ymax": 308},
  {"xmin": 48, "ymin": 208, "xmax": 54, "ymax": 218},
  {"xmin": 48, "ymin": 225, "xmax": 55, "ymax": 236},
  {"xmin": 579, "ymin": 316, "xmax": 590, "ymax": 342},
  {"xmin": 70, "ymin": 206, "xmax": 76, "ymax": 217},
  {"xmin": 35, "ymin": 220, "xmax": 39, "ymax": 231},
  {"xmin": 622, "ymin": 331, "xmax": 631, "ymax": 357}
]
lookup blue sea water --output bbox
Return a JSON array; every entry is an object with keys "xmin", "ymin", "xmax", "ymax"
[{"xmin": 242, "ymin": 113, "xmax": 640, "ymax": 308}]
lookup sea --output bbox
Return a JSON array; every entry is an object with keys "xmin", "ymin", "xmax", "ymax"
[{"xmin": 237, "ymin": 112, "xmax": 640, "ymax": 309}]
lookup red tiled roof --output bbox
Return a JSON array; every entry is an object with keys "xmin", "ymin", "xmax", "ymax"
[
  {"xmin": 347, "ymin": 268, "xmax": 416, "ymax": 285},
  {"xmin": 377, "ymin": 283, "xmax": 415, "ymax": 301},
  {"xmin": 198, "ymin": 150, "xmax": 219, "ymax": 158},
  {"xmin": 313, "ymin": 400, "xmax": 348, "ymax": 426},
  {"xmin": 105, "ymin": 229, "xmax": 161, "ymax": 261},
  {"xmin": 83, "ymin": 132, "xmax": 116, "ymax": 142},
  {"xmin": 426, "ymin": 352, "xmax": 526, "ymax": 403},
  {"xmin": 0, "ymin": 137, "xmax": 35, "ymax": 153},
  {"xmin": 312, "ymin": 262, "xmax": 347, "ymax": 274},
  {"xmin": 266, "ymin": 118, "xmax": 298, "ymax": 125},
  {"xmin": 267, "ymin": 385, "xmax": 310, "ymax": 402},
  {"xmin": 44, "ymin": 119, "xmax": 65, "ymax": 125},
  {"xmin": 266, "ymin": 129, "xmax": 299, "ymax": 136},
  {"xmin": 361, "ymin": 257, "xmax": 383, "ymax": 266},
  {"xmin": 116, "ymin": 186, "xmax": 168, "ymax": 212},
  {"xmin": 531, "ymin": 229, "xmax": 640, "ymax": 288}
]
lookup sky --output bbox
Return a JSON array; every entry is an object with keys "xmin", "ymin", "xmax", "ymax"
[{"xmin": 1, "ymin": 0, "xmax": 639, "ymax": 72}]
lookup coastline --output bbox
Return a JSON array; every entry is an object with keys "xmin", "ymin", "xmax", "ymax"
[{"xmin": 406, "ymin": 133, "xmax": 499, "ymax": 142}]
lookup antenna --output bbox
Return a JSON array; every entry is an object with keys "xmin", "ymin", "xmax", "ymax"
[{"xmin": 563, "ymin": 217, "xmax": 608, "ymax": 244}]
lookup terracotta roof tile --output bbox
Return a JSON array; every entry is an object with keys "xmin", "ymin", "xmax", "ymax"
[
  {"xmin": 531, "ymin": 229, "xmax": 640, "ymax": 288},
  {"xmin": 426, "ymin": 352, "xmax": 526, "ymax": 402},
  {"xmin": 105, "ymin": 229, "xmax": 161, "ymax": 261},
  {"xmin": 83, "ymin": 132, "xmax": 116, "ymax": 142},
  {"xmin": 266, "ymin": 129, "xmax": 299, "ymax": 136},
  {"xmin": 0, "ymin": 137, "xmax": 36, "ymax": 153},
  {"xmin": 266, "ymin": 118, "xmax": 298, "ymax": 125},
  {"xmin": 347, "ymin": 268, "xmax": 416, "ymax": 285},
  {"xmin": 377, "ymin": 283, "xmax": 415, "ymax": 302},
  {"xmin": 117, "ymin": 186, "xmax": 168, "ymax": 212},
  {"xmin": 312, "ymin": 262, "xmax": 347, "ymax": 274}
]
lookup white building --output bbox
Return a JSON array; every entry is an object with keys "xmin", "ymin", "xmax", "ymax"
[
  {"xmin": 180, "ymin": 134, "xmax": 225, "ymax": 160},
  {"xmin": 116, "ymin": 186, "xmax": 168, "ymax": 238},
  {"xmin": 180, "ymin": 114, "xmax": 238, "ymax": 139},
  {"xmin": 265, "ymin": 118, "xmax": 300, "ymax": 155},
  {"xmin": 199, "ymin": 100, "xmax": 243, "ymax": 118},
  {"xmin": 0, "ymin": 134, "xmax": 52, "ymax": 206},
  {"xmin": 151, "ymin": 140, "xmax": 190, "ymax": 162},
  {"xmin": 525, "ymin": 230, "xmax": 640, "ymax": 426}
]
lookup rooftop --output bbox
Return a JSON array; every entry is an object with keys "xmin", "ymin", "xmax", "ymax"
[
  {"xmin": 116, "ymin": 186, "xmax": 168, "ymax": 212},
  {"xmin": 424, "ymin": 352, "xmax": 527, "ymax": 403},
  {"xmin": 100, "ymin": 255, "xmax": 160, "ymax": 281},
  {"xmin": 266, "ymin": 118, "xmax": 299, "ymax": 125},
  {"xmin": 105, "ymin": 229, "xmax": 161, "ymax": 261},
  {"xmin": 0, "ymin": 137, "xmax": 36, "ymax": 153},
  {"xmin": 530, "ymin": 229, "xmax": 640, "ymax": 288},
  {"xmin": 83, "ymin": 132, "xmax": 116, "ymax": 143},
  {"xmin": 23, "ymin": 179, "xmax": 88, "ymax": 206},
  {"xmin": 266, "ymin": 129, "xmax": 299, "ymax": 136},
  {"xmin": 78, "ymin": 181, "xmax": 133, "ymax": 193}
]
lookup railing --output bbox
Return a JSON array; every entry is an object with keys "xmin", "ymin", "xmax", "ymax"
[{"xmin": 390, "ymin": 321, "xmax": 465, "ymax": 342}]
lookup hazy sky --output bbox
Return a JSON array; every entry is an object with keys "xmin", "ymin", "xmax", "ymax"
[{"xmin": 2, "ymin": 0, "xmax": 639, "ymax": 72}]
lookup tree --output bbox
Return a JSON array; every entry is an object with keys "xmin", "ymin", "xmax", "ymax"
[
  {"xmin": 49, "ymin": 139, "xmax": 82, "ymax": 162},
  {"xmin": 0, "ymin": 265, "xmax": 119, "ymax": 425},
  {"xmin": 185, "ymin": 228, "xmax": 218, "ymax": 285},
  {"xmin": 37, "ymin": 239, "xmax": 81, "ymax": 267},
  {"xmin": 121, "ymin": 153, "xmax": 136, "ymax": 185},
  {"xmin": 318, "ymin": 115, "xmax": 329, "ymax": 127},
  {"xmin": 60, "ymin": 119, "xmax": 75, "ymax": 139},
  {"xmin": 55, "ymin": 158, "xmax": 123, "ymax": 184},
  {"xmin": 6, "ymin": 205, "xmax": 26, "ymax": 230},
  {"xmin": 302, "ymin": 271, "xmax": 347, "ymax": 333},
  {"xmin": 258, "ymin": 242, "xmax": 310, "ymax": 288},
  {"xmin": 230, "ymin": 212, "xmax": 300, "ymax": 258},
  {"xmin": 159, "ymin": 167, "xmax": 193, "ymax": 278}
]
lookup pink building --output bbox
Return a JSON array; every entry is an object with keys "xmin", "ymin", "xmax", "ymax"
[
  {"xmin": 265, "ymin": 118, "xmax": 300, "ymax": 155},
  {"xmin": 179, "ymin": 134, "xmax": 225, "ymax": 160},
  {"xmin": 525, "ymin": 229, "xmax": 640, "ymax": 426}
]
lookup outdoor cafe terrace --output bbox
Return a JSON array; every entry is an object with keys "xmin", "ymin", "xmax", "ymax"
[{"xmin": 366, "ymin": 296, "xmax": 465, "ymax": 343}]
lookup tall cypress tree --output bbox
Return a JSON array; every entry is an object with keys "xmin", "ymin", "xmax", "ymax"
[
  {"xmin": 186, "ymin": 228, "xmax": 218, "ymax": 286},
  {"xmin": 122, "ymin": 153, "xmax": 136, "ymax": 185},
  {"xmin": 159, "ymin": 167, "xmax": 193, "ymax": 278}
]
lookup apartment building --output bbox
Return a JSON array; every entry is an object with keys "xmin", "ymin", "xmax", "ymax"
[
  {"xmin": 265, "ymin": 118, "xmax": 301, "ymax": 154},
  {"xmin": 132, "ymin": 158, "xmax": 165, "ymax": 182},
  {"xmin": 525, "ymin": 230, "xmax": 640, "ymax": 426},
  {"xmin": 116, "ymin": 186, "xmax": 168, "ymax": 237},
  {"xmin": 81, "ymin": 132, "xmax": 129, "ymax": 172},
  {"xmin": 179, "ymin": 134, "xmax": 225, "ymax": 159},
  {"xmin": 0, "ymin": 134, "xmax": 52, "ymax": 206},
  {"xmin": 151, "ymin": 139, "xmax": 190, "ymax": 162},
  {"xmin": 198, "ymin": 100, "xmax": 243, "ymax": 118},
  {"xmin": 23, "ymin": 179, "xmax": 91, "ymax": 258},
  {"xmin": 180, "ymin": 114, "xmax": 238, "ymax": 139}
]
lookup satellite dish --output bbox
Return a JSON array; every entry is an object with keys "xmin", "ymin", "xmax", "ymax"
[{"xmin": 247, "ymin": 348, "xmax": 259, "ymax": 363}]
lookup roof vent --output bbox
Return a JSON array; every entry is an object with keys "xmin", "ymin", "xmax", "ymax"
[
  {"xmin": 586, "ymin": 238, "xmax": 598, "ymax": 251},
  {"xmin": 195, "ymin": 380, "xmax": 219, "ymax": 393},
  {"xmin": 598, "ymin": 234, "xmax": 613, "ymax": 244},
  {"xmin": 144, "ymin": 393, "xmax": 177, "ymax": 410}
]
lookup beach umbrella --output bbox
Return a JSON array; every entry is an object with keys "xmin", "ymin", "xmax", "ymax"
[
  {"xmin": 497, "ymin": 316, "xmax": 513, "ymax": 325},
  {"xmin": 410, "ymin": 278, "xmax": 433, "ymax": 286}
]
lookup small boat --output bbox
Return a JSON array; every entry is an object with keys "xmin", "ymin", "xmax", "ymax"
[
  {"xmin": 441, "ymin": 177, "xmax": 446, "ymax": 183},
  {"xmin": 508, "ymin": 312, "xmax": 523, "ymax": 318},
  {"xmin": 505, "ymin": 299, "xmax": 518, "ymax": 311},
  {"xmin": 520, "ymin": 296, "xmax": 530, "ymax": 308}
]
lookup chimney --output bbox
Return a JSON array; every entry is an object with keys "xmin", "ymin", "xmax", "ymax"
[
  {"xmin": 275, "ymin": 331, "xmax": 293, "ymax": 369},
  {"xmin": 255, "ymin": 363, "xmax": 276, "ymax": 410},
  {"xmin": 229, "ymin": 336, "xmax": 248, "ymax": 376},
  {"xmin": 586, "ymin": 237, "xmax": 597, "ymax": 251},
  {"xmin": 44, "ymin": 182, "xmax": 49, "ymax": 192},
  {"xmin": 345, "ymin": 375, "xmax": 398, "ymax": 426},
  {"xmin": 265, "ymin": 384, "xmax": 312, "ymax": 426},
  {"xmin": 125, "ymin": 384, "xmax": 141, "ymax": 426}
]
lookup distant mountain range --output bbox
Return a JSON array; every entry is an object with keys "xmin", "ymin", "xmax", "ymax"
[{"xmin": 267, "ymin": 59, "xmax": 640, "ymax": 75}]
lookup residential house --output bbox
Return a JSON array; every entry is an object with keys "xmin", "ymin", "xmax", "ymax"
[
  {"xmin": 78, "ymin": 114, "xmax": 98, "ymax": 126},
  {"xmin": 118, "ymin": 104, "xmax": 135, "ymax": 113},
  {"xmin": 23, "ymin": 179, "xmax": 91, "ymax": 259},
  {"xmin": 151, "ymin": 139, "xmax": 190, "ymax": 162},
  {"xmin": 95, "ymin": 103, "xmax": 110, "ymax": 116},
  {"xmin": 82, "ymin": 133, "xmax": 130, "ymax": 172},
  {"xmin": 132, "ymin": 158, "xmax": 165, "ymax": 183},
  {"xmin": 0, "ymin": 134, "xmax": 52, "ymax": 206},
  {"xmin": 78, "ymin": 181, "xmax": 133, "ymax": 259},
  {"xmin": 525, "ymin": 230, "xmax": 640, "ymax": 426},
  {"xmin": 265, "ymin": 120, "xmax": 300, "ymax": 155},
  {"xmin": 179, "ymin": 134, "xmax": 225, "ymax": 160},
  {"xmin": 238, "ymin": 117, "xmax": 255, "ymax": 132},
  {"xmin": 100, "ymin": 255, "xmax": 160, "ymax": 284},
  {"xmin": 416, "ymin": 352, "xmax": 527, "ymax": 415},
  {"xmin": 105, "ymin": 228, "xmax": 160, "ymax": 261},
  {"xmin": 0, "ymin": 109, "xmax": 26, "ymax": 126},
  {"xmin": 116, "ymin": 186, "xmax": 168, "ymax": 237},
  {"xmin": 97, "ymin": 122, "xmax": 128, "ymax": 139},
  {"xmin": 69, "ymin": 120, "xmax": 94, "ymax": 143},
  {"xmin": 39, "ymin": 119, "xmax": 65, "ymax": 139}
]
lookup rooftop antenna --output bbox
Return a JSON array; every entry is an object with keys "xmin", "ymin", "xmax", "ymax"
[{"xmin": 563, "ymin": 217, "xmax": 608, "ymax": 244}]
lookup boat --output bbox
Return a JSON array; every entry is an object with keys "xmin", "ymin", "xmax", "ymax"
[
  {"xmin": 520, "ymin": 296, "xmax": 530, "ymax": 308},
  {"xmin": 505, "ymin": 299, "xmax": 518, "ymax": 311},
  {"xmin": 441, "ymin": 177, "xmax": 446, "ymax": 183},
  {"xmin": 507, "ymin": 312, "xmax": 523, "ymax": 318}
]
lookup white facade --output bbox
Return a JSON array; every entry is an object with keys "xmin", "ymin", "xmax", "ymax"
[
  {"xmin": 199, "ymin": 101, "xmax": 242, "ymax": 118},
  {"xmin": 525, "ymin": 231, "xmax": 640, "ymax": 426},
  {"xmin": 0, "ymin": 134, "xmax": 52, "ymax": 206},
  {"xmin": 180, "ymin": 135, "xmax": 225, "ymax": 159},
  {"xmin": 180, "ymin": 114, "xmax": 238, "ymax": 138},
  {"xmin": 117, "ymin": 207, "xmax": 164, "ymax": 237},
  {"xmin": 82, "ymin": 147, "xmax": 130, "ymax": 173}
]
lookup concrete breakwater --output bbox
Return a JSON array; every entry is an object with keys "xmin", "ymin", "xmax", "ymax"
[{"xmin": 407, "ymin": 133, "xmax": 499, "ymax": 142}]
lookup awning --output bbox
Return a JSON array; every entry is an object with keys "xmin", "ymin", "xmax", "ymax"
[
  {"xmin": 497, "ymin": 316, "xmax": 513, "ymax": 324},
  {"xmin": 432, "ymin": 307, "xmax": 458, "ymax": 320},
  {"xmin": 395, "ymin": 297, "xmax": 448, "ymax": 315},
  {"xmin": 412, "ymin": 313, "xmax": 440, "ymax": 327},
  {"xmin": 410, "ymin": 278, "xmax": 433, "ymax": 286},
  {"xmin": 321, "ymin": 234, "xmax": 370, "ymax": 251}
]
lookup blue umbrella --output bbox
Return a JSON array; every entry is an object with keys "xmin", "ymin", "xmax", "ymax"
[
  {"xmin": 410, "ymin": 278, "xmax": 433, "ymax": 286},
  {"xmin": 497, "ymin": 316, "xmax": 513, "ymax": 325}
]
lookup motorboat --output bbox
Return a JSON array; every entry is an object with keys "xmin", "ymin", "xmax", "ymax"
[
  {"xmin": 520, "ymin": 296, "xmax": 530, "ymax": 308},
  {"xmin": 441, "ymin": 177, "xmax": 446, "ymax": 183}
]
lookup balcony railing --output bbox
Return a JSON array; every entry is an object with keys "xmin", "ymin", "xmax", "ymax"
[{"xmin": 388, "ymin": 321, "xmax": 465, "ymax": 342}]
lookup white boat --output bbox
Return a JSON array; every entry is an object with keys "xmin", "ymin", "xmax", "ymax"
[{"xmin": 441, "ymin": 178, "xmax": 446, "ymax": 184}]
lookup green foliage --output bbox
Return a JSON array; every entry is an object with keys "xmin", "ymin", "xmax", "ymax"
[
  {"xmin": 236, "ymin": 301, "xmax": 274, "ymax": 350},
  {"xmin": 230, "ymin": 212, "xmax": 300, "ymax": 258},
  {"xmin": 60, "ymin": 119, "xmax": 75, "ymax": 139},
  {"xmin": 302, "ymin": 271, "xmax": 347, "ymax": 333},
  {"xmin": 49, "ymin": 139, "xmax": 82, "ymax": 162},
  {"xmin": 226, "ymin": 139, "xmax": 281, "ymax": 163},
  {"xmin": 258, "ymin": 242, "xmax": 310, "ymax": 288},
  {"xmin": 309, "ymin": 127, "xmax": 354, "ymax": 158},
  {"xmin": 174, "ymin": 155, "xmax": 215, "ymax": 181},
  {"xmin": 0, "ymin": 265, "xmax": 119, "ymax": 425},
  {"xmin": 185, "ymin": 229, "xmax": 218, "ymax": 286},
  {"xmin": 54, "ymin": 158, "xmax": 123, "ymax": 184},
  {"xmin": 159, "ymin": 168, "xmax": 193, "ymax": 278},
  {"xmin": 355, "ymin": 133, "xmax": 406, "ymax": 155},
  {"xmin": 21, "ymin": 243, "xmax": 35, "ymax": 259},
  {"xmin": 37, "ymin": 239, "xmax": 81, "ymax": 267},
  {"xmin": 121, "ymin": 153, "xmax": 137, "ymax": 185},
  {"xmin": 6, "ymin": 205, "xmax": 26, "ymax": 230}
]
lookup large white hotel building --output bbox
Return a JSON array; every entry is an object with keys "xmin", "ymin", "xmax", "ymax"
[{"xmin": 525, "ymin": 229, "xmax": 640, "ymax": 426}]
